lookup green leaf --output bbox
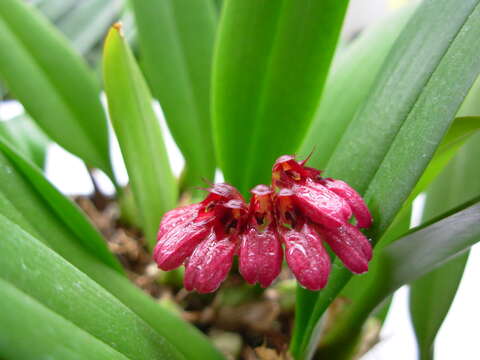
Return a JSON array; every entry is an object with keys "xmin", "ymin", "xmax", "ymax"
[
  {"xmin": 315, "ymin": 197, "xmax": 480, "ymax": 359},
  {"xmin": 213, "ymin": 0, "xmax": 349, "ymax": 194},
  {"xmin": 131, "ymin": 0, "xmax": 217, "ymax": 187},
  {"xmin": 294, "ymin": 1, "xmax": 480, "ymax": 357},
  {"xmin": 0, "ymin": 0, "xmax": 113, "ymax": 178},
  {"xmin": 0, "ymin": 139, "xmax": 124, "ymax": 274},
  {"xmin": 0, "ymin": 214, "xmax": 185, "ymax": 360},
  {"xmin": 299, "ymin": 3, "xmax": 417, "ymax": 168},
  {"xmin": 103, "ymin": 25, "xmax": 177, "ymax": 249},
  {"xmin": 0, "ymin": 279, "xmax": 129, "ymax": 360},
  {"xmin": 0, "ymin": 144, "xmax": 224, "ymax": 360},
  {"xmin": 0, "ymin": 113, "xmax": 49, "ymax": 169},
  {"xmin": 409, "ymin": 135, "xmax": 480, "ymax": 360}
]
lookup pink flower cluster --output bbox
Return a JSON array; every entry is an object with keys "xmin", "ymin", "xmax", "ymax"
[{"xmin": 154, "ymin": 155, "xmax": 372, "ymax": 293}]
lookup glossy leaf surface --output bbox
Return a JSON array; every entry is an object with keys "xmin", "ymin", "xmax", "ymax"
[
  {"xmin": 0, "ymin": 125, "xmax": 224, "ymax": 360},
  {"xmin": 316, "ymin": 197, "xmax": 480, "ymax": 359},
  {"xmin": 0, "ymin": 0, "xmax": 113, "ymax": 177},
  {"xmin": 0, "ymin": 214, "xmax": 184, "ymax": 360},
  {"xmin": 0, "ymin": 140, "xmax": 124, "ymax": 274},
  {"xmin": 299, "ymin": 4, "xmax": 416, "ymax": 168},
  {"xmin": 0, "ymin": 279, "xmax": 129, "ymax": 360},
  {"xmin": 294, "ymin": 1, "xmax": 480, "ymax": 357},
  {"xmin": 0, "ymin": 113, "xmax": 49, "ymax": 169},
  {"xmin": 410, "ymin": 135, "xmax": 480, "ymax": 360},
  {"xmin": 213, "ymin": 0, "xmax": 349, "ymax": 194},
  {"xmin": 103, "ymin": 25, "xmax": 177, "ymax": 249},
  {"xmin": 131, "ymin": 0, "xmax": 217, "ymax": 187}
]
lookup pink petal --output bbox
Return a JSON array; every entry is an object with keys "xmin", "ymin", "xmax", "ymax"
[
  {"xmin": 322, "ymin": 179, "xmax": 372, "ymax": 228},
  {"xmin": 239, "ymin": 225, "xmax": 283, "ymax": 288},
  {"xmin": 292, "ymin": 178, "xmax": 352, "ymax": 228},
  {"xmin": 157, "ymin": 204, "xmax": 201, "ymax": 240},
  {"xmin": 154, "ymin": 217, "xmax": 212, "ymax": 271},
  {"xmin": 282, "ymin": 222, "xmax": 331, "ymax": 291},
  {"xmin": 322, "ymin": 223, "xmax": 372, "ymax": 274},
  {"xmin": 184, "ymin": 231, "xmax": 236, "ymax": 293}
]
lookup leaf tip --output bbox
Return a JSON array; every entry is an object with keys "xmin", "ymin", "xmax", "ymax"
[{"xmin": 112, "ymin": 22, "xmax": 124, "ymax": 36}]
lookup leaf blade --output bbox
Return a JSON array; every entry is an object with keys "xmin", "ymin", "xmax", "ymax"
[
  {"xmin": 0, "ymin": 147, "xmax": 224, "ymax": 360},
  {"xmin": 409, "ymin": 134, "xmax": 480, "ymax": 359},
  {"xmin": 103, "ymin": 25, "xmax": 177, "ymax": 249},
  {"xmin": 299, "ymin": 3, "xmax": 417, "ymax": 168},
  {"xmin": 0, "ymin": 0, "xmax": 113, "ymax": 177},
  {"xmin": 213, "ymin": 0, "xmax": 349, "ymax": 194},
  {"xmin": 298, "ymin": 1, "xmax": 480, "ymax": 356},
  {"xmin": 0, "ymin": 279, "xmax": 130, "ymax": 360},
  {"xmin": 131, "ymin": 0, "xmax": 217, "ymax": 186},
  {"xmin": 0, "ymin": 139, "xmax": 124, "ymax": 274}
]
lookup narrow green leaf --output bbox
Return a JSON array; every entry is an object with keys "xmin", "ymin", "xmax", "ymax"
[
  {"xmin": 0, "ymin": 215, "xmax": 184, "ymax": 360},
  {"xmin": 0, "ymin": 279, "xmax": 129, "ymax": 360},
  {"xmin": 315, "ymin": 197, "xmax": 480, "ymax": 359},
  {"xmin": 103, "ymin": 25, "xmax": 177, "ymax": 249},
  {"xmin": 0, "ymin": 145, "xmax": 225, "ymax": 360},
  {"xmin": 409, "ymin": 135, "xmax": 480, "ymax": 360},
  {"xmin": 213, "ymin": 0, "xmax": 349, "ymax": 194},
  {"xmin": 131, "ymin": 0, "xmax": 217, "ymax": 187},
  {"xmin": 0, "ymin": 113, "xmax": 49, "ymax": 169},
  {"xmin": 0, "ymin": 139, "xmax": 124, "ymax": 274},
  {"xmin": 0, "ymin": 0, "xmax": 113, "ymax": 178},
  {"xmin": 296, "ymin": 1, "xmax": 480, "ymax": 357},
  {"xmin": 299, "ymin": 4, "xmax": 416, "ymax": 168}
]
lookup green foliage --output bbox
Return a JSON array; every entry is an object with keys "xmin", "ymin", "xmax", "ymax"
[
  {"xmin": 0, "ymin": 279, "xmax": 129, "ymax": 360},
  {"xmin": 292, "ymin": 1, "xmax": 480, "ymax": 358},
  {"xmin": 0, "ymin": 0, "xmax": 113, "ymax": 178},
  {"xmin": 0, "ymin": 214, "xmax": 184, "ymax": 360},
  {"xmin": 103, "ymin": 25, "xmax": 177, "ymax": 249},
  {"xmin": 0, "ymin": 113, "xmax": 49, "ymax": 169},
  {"xmin": 410, "ymin": 135, "xmax": 480, "ymax": 360},
  {"xmin": 299, "ymin": 4, "xmax": 417, "ymax": 168},
  {"xmin": 1, "ymin": 0, "xmax": 479, "ymax": 359},
  {"xmin": 213, "ymin": 0, "xmax": 349, "ymax": 194},
  {"xmin": 0, "ymin": 142, "xmax": 224, "ymax": 360},
  {"xmin": 131, "ymin": 0, "xmax": 217, "ymax": 187}
]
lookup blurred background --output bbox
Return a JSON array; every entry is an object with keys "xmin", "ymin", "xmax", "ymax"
[{"xmin": 0, "ymin": 0, "xmax": 477, "ymax": 359}]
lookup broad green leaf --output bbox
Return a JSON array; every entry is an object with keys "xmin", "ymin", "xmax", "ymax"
[
  {"xmin": 299, "ymin": 4, "xmax": 416, "ymax": 168},
  {"xmin": 0, "ymin": 139, "xmax": 124, "ymax": 274},
  {"xmin": 0, "ymin": 279, "xmax": 129, "ymax": 360},
  {"xmin": 328, "ymin": 0, "xmax": 480, "ymax": 237},
  {"xmin": 103, "ymin": 25, "xmax": 177, "ymax": 249},
  {"xmin": 409, "ymin": 135, "xmax": 480, "ymax": 360},
  {"xmin": 292, "ymin": 115, "xmax": 480, "ymax": 356},
  {"xmin": 0, "ymin": 215, "xmax": 184, "ymax": 360},
  {"xmin": 131, "ymin": 0, "xmax": 217, "ymax": 187},
  {"xmin": 307, "ymin": 129, "xmax": 480, "ymax": 359},
  {"xmin": 0, "ymin": 0, "xmax": 113, "ymax": 179},
  {"xmin": 315, "ymin": 197, "xmax": 480, "ymax": 359},
  {"xmin": 0, "ymin": 113, "xmax": 49, "ymax": 169},
  {"xmin": 56, "ymin": 0, "xmax": 123, "ymax": 55},
  {"xmin": 213, "ymin": 0, "xmax": 349, "ymax": 194},
  {"xmin": 293, "ymin": 116, "xmax": 480, "ymax": 358},
  {"xmin": 294, "ymin": 1, "xmax": 480, "ymax": 357},
  {"xmin": 0, "ymin": 131, "xmax": 224, "ymax": 360}
]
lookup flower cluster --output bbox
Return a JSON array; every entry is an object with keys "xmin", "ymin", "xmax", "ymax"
[{"xmin": 153, "ymin": 155, "xmax": 372, "ymax": 293}]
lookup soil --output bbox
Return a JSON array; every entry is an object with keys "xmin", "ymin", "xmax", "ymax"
[{"xmin": 75, "ymin": 193, "xmax": 297, "ymax": 360}]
